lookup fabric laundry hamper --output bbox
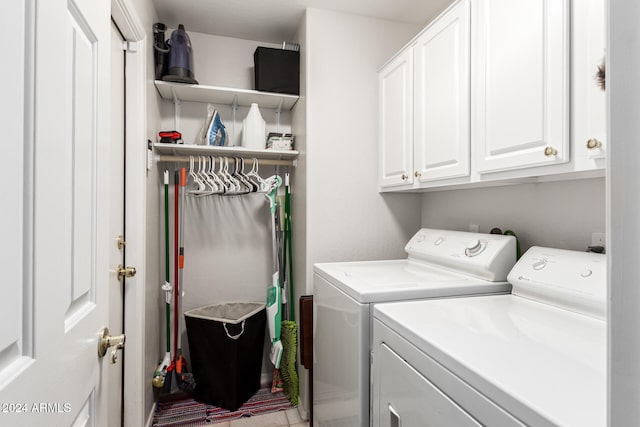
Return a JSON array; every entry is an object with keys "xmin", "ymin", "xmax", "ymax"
[{"xmin": 185, "ymin": 302, "xmax": 266, "ymax": 411}]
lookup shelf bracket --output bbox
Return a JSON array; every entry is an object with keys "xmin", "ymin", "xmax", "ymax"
[
  {"xmin": 171, "ymin": 87, "xmax": 181, "ymax": 131},
  {"xmin": 231, "ymin": 95, "xmax": 239, "ymax": 144},
  {"xmin": 275, "ymin": 98, "xmax": 284, "ymax": 133}
]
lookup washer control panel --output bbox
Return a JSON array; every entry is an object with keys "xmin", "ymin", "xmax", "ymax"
[
  {"xmin": 508, "ymin": 246, "xmax": 606, "ymax": 319},
  {"xmin": 404, "ymin": 229, "xmax": 517, "ymax": 282}
]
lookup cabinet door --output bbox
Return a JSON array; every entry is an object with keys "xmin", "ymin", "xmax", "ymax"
[
  {"xmin": 473, "ymin": 0, "xmax": 569, "ymax": 173},
  {"xmin": 379, "ymin": 48, "xmax": 413, "ymax": 188},
  {"xmin": 414, "ymin": 0, "xmax": 470, "ymax": 183},
  {"xmin": 572, "ymin": 0, "xmax": 606, "ymax": 165}
]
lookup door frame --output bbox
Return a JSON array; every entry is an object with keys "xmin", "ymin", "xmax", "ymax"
[{"xmin": 111, "ymin": 1, "xmax": 148, "ymax": 426}]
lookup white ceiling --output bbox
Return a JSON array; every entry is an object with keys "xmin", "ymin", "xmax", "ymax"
[{"xmin": 152, "ymin": 0, "xmax": 453, "ymax": 43}]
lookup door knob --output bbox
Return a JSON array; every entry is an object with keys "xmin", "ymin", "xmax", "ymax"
[
  {"xmin": 98, "ymin": 328, "xmax": 126, "ymax": 359},
  {"xmin": 117, "ymin": 265, "xmax": 136, "ymax": 280},
  {"xmin": 544, "ymin": 146, "xmax": 558, "ymax": 156},
  {"xmin": 586, "ymin": 138, "xmax": 602, "ymax": 149}
]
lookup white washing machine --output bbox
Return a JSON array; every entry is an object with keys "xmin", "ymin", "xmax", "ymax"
[
  {"xmin": 313, "ymin": 228, "xmax": 517, "ymax": 426},
  {"xmin": 372, "ymin": 246, "xmax": 606, "ymax": 427}
]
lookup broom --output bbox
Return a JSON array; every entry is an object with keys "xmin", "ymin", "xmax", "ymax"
[
  {"xmin": 153, "ymin": 170, "xmax": 173, "ymax": 390},
  {"xmin": 265, "ymin": 176, "xmax": 284, "ymax": 392},
  {"xmin": 280, "ymin": 173, "xmax": 298, "ymax": 405}
]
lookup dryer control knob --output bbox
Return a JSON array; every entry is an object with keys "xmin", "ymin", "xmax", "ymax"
[
  {"xmin": 581, "ymin": 269, "xmax": 593, "ymax": 278},
  {"xmin": 465, "ymin": 239, "xmax": 484, "ymax": 257}
]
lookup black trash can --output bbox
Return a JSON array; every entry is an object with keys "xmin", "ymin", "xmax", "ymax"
[{"xmin": 184, "ymin": 302, "xmax": 266, "ymax": 411}]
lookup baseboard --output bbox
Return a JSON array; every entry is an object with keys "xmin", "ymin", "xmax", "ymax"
[
  {"xmin": 260, "ymin": 372, "xmax": 272, "ymax": 388},
  {"xmin": 296, "ymin": 403, "xmax": 309, "ymax": 421},
  {"xmin": 145, "ymin": 402, "xmax": 156, "ymax": 427}
]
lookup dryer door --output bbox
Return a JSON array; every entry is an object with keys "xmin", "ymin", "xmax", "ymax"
[{"xmin": 373, "ymin": 342, "xmax": 481, "ymax": 426}]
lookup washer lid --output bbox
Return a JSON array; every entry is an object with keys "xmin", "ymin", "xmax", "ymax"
[
  {"xmin": 314, "ymin": 259, "xmax": 510, "ymax": 303},
  {"xmin": 374, "ymin": 295, "xmax": 606, "ymax": 427}
]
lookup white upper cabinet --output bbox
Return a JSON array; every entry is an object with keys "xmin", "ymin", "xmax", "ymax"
[
  {"xmin": 472, "ymin": 0, "xmax": 570, "ymax": 174},
  {"xmin": 379, "ymin": 0, "xmax": 470, "ymax": 189},
  {"xmin": 414, "ymin": 0, "xmax": 470, "ymax": 183},
  {"xmin": 378, "ymin": 0, "xmax": 603, "ymax": 192},
  {"xmin": 379, "ymin": 48, "xmax": 414, "ymax": 188},
  {"xmin": 572, "ymin": 0, "xmax": 607, "ymax": 167}
]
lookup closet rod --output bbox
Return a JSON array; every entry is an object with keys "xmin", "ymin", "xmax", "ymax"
[{"xmin": 157, "ymin": 154, "xmax": 294, "ymax": 167}]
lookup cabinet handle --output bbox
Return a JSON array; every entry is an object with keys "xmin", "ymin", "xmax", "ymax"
[
  {"xmin": 401, "ymin": 174, "xmax": 408, "ymax": 181},
  {"xmin": 414, "ymin": 171, "xmax": 421, "ymax": 178},
  {"xmin": 586, "ymin": 138, "xmax": 603, "ymax": 149},
  {"xmin": 544, "ymin": 146, "xmax": 558, "ymax": 157}
]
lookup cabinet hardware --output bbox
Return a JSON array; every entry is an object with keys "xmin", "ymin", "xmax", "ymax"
[
  {"xmin": 544, "ymin": 146, "xmax": 558, "ymax": 157},
  {"xmin": 586, "ymin": 138, "xmax": 602, "ymax": 149},
  {"xmin": 414, "ymin": 171, "xmax": 422, "ymax": 178},
  {"xmin": 401, "ymin": 174, "xmax": 408, "ymax": 181}
]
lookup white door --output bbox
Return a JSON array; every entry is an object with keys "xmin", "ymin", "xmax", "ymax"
[
  {"xmin": 473, "ymin": 0, "xmax": 569, "ymax": 173},
  {"xmin": 379, "ymin": 48, "xmax": 414, "ymax": 188},
  {"xmin": 414, "ymin": 0, "xmax": 470, "ymax": 183},
  {"xmin": 0, "ymin": 0, "xmax": 117, "ymax": 425}
]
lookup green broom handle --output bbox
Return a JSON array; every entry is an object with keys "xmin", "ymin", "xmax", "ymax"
[
  {"xmin": 285, "ymin": 175, "xmax": 294, "ymax": 321},
  {"xmin": 164, "ymin": 170, "xmax": 170, "ymax": 353}
]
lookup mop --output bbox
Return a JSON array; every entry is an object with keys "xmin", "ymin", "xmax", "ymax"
[
  {"xmin": 153, "ymin": 170, "xmax": 173, "ymax": 390},
  {"xmin": 280, "ymin": 173, "xmax": 299, "ymax": 404},
  {"xmin": 175, "ymin": 167, "xmax": 195, "ymax": 392},
  {"xmin": 264, "ymin": 175, "xmax": 283, "ymax": 391}
]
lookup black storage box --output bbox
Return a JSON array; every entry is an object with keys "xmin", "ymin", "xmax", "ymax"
[
  {"xmin": 254, "ymin": 47, "xmax": 300, "ymax": 95},
  {"xmin": 185, "ymin": 302, "xmax": 266, "ymax": 411}
]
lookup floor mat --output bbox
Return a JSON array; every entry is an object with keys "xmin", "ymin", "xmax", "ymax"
[{"xmin": 152, "ymin": 388, "xmax": 295, "ymax": 426}]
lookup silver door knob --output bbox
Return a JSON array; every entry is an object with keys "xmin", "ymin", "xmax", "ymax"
[
  {"xmin": 544, "ymin": 146, "xmax": 558, "ymax": 156},
  {"xmin": 98, "ymin": 328, "xmax": 126, "ymax": 358},
  {"xmin": 401, "ymin": 174, "xmax": 408, "ymax": 181},
  {"xmin": 414, "ymin": 171, "xmax": 421, "ymax": 178}
]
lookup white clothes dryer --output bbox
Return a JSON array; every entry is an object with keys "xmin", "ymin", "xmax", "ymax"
[
  {"xmin": 372, "ymin": 247, "xmax": 606, "ymax": 427},
  {"xmin": 312, "ymin": 228, "xmax": 517, "ymax": 427}
]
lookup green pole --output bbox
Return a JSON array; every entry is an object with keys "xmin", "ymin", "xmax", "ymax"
[{"xmin": 164, "ymin": 170, "xmax": 170, "ymax": 353}]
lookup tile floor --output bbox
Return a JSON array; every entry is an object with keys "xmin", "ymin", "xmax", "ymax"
[{"xmin": 214, "ymin": 408, "xmax": 308, "ymax": 427}]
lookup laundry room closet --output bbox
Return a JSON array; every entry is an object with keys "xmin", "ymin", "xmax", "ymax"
[
  {"xmin": 154, "ymin": 30, "xmax": 298, "ymax": 382},
  {"xmin": 146, "ymin": 9, "xmax": 425, "ymax": 419}
]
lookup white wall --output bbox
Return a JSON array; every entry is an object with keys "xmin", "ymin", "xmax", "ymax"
[
  {"xmin": 303, "ymin": 8, "xmax": 423, "ymax": 291},
  {"xmin": 608, "ymin": 0, "xmax": 640, "ymax": 424},
  {"xmin": 421, "ymin": 178, "xmax": 606, "ymax": 252},
  {"xmin": 293, "ymin": 9, "xmax": 421, "ymax": 420}
]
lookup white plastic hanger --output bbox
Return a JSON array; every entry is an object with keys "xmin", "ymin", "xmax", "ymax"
[{"xmin": 187, "ymin": 156, "xmax": 208, "ymax": 195}]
